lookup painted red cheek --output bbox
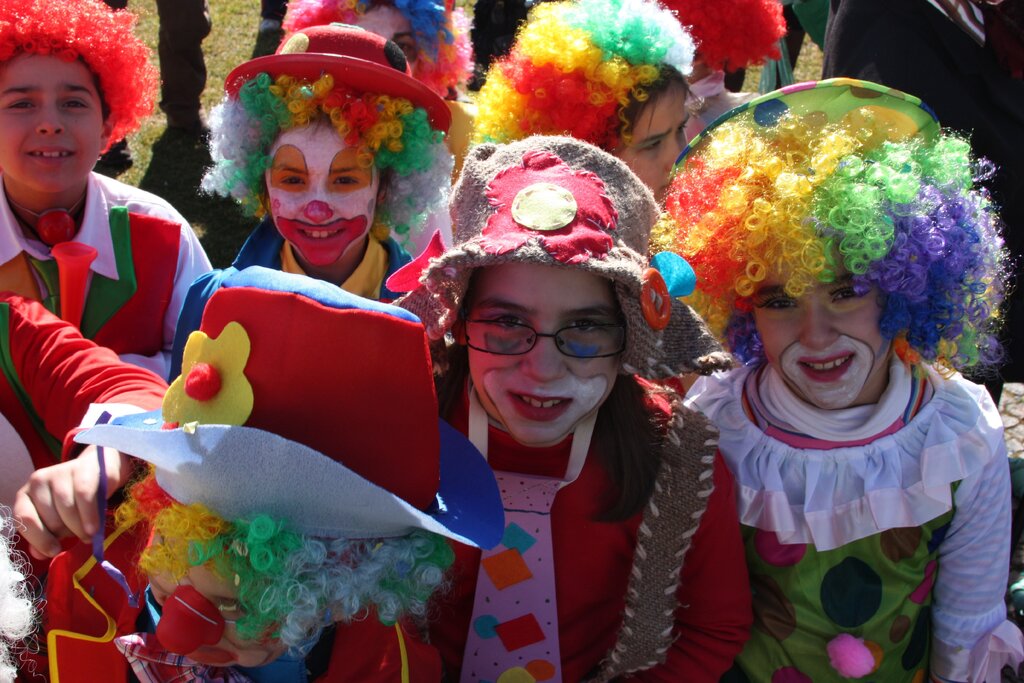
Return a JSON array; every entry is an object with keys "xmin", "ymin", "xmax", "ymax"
[
  {"xmin": 271, "ymin": 198, "xmax": 281, "ymax": 212},
  {"xmin": 155, "ymin": 585, "xmax": 226, "ymax": 655}
]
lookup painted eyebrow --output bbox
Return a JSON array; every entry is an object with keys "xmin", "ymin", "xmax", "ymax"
[{"xmin": 271, "ymin": 163, "xmax": 308, "ymax": 173}]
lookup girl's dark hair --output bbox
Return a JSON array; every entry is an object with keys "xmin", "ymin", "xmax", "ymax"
[
  {"xmin": 436, "ymin": 343, "xmax": 665, "ymax": 521},
  {"xmin": 620, "ymin": 64, "xmax": 691, "ymax": 144}
]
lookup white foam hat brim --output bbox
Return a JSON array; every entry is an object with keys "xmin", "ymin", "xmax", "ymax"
[{"xmin": 74, "ymin": 411, "xmax": 504, "ymax": 548}]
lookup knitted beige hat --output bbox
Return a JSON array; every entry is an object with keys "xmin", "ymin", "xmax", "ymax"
[{"xmin": 391, "ymin": 135, "xmax": 730, "ymax": 378}]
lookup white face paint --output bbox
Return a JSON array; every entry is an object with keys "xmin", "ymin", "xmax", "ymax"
[
  {"xmin": 265, "ymin": 124, "xmax": 379, "ymax": 269},
  {"xmin": 753, "ymin": 278, "xmax": 892, "ymax": 410},
  {"xmin": 479, "ymin": 372, "xmax": 610, "ymax": 447},
  {"xmin": 778, "ymin": 336, "xmax": 882, "ymax": 409}
]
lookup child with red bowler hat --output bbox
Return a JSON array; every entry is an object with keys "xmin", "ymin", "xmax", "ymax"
[
  {"xmin": 172, "ymin": 24, "xmax": 455, "ymax": 379},
  {"xmin": 39, "ymin": 266, "xmax": 503, "ymax": 682},
  {"xmin": 0, "ymin": 0, "xmax": 211, "ymax": 378},
  {"xmin": 392, "ymin": 135, "xmax": 751, "ymax": 681}
]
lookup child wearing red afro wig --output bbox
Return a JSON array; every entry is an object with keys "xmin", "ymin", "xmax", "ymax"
[{"xmin": 0, "ymin": 0, "xmax": 211, "ymax": 378}]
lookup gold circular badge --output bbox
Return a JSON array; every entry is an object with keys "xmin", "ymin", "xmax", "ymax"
[{"xmin": 510, "ymin": 183, "xmax": 578, "ymax": 232}]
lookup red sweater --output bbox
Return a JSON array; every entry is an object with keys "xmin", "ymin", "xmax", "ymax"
[{"xmin": 432, "ymin": 389, "xmax": 751, "ymax": 681}]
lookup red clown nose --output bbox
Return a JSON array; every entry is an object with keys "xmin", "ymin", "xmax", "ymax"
[{"xmin": 155, "ymin": 585, "xmax": 226, "ymax": 655}]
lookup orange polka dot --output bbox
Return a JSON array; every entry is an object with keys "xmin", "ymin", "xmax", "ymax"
[{"xmin": 525, "ymin": 660, "xmax": 557, "ymax": 681}]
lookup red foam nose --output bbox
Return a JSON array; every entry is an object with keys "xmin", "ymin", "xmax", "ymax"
[
  {"xmin": 155, "ymin": 585, "xmax": 226, "ymax": 654},
  {"xmin": 36, "ymin": 210, "xmax": 78, "ymax": 246}
]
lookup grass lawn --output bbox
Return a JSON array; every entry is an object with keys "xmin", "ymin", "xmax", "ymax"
[{"xmin": 103, "ymin": 1, "xmax": 824, "ymax": 267}]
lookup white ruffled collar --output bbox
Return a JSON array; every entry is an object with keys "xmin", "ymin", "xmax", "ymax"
[{"xmin": 688, "ymin": 363, "xmax": 1005, "ymax": 550}]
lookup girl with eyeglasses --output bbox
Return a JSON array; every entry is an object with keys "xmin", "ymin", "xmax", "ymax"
[{"xmin": 393, "ymin": 135, "xmax": 752, "ymax": 681}]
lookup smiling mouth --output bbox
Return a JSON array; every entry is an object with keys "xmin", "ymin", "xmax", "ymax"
[
  {"xmin": 801, "ymin": 355, "xmax": 851, "ymax": 371},
  {"xmin": 518, "ymin": 394, "xmax": 566, "ymax": 409},
  {"xmin": 30, "ymin": 151, "xmax": 72, "ymax": 158}
]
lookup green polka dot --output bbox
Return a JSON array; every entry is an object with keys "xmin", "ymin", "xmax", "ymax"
[{"xmin": 821, "ymin": 557, "xmax": 882, "ymax": 628}]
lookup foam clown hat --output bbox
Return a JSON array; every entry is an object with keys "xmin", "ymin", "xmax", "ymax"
[
  {"xmin": 678, "ymin": 77, "xmax": 940, "ymax": 165},
  {"xmin": 225, "ymin": 22, "xmax": 451, "ymax": 132},
  {"xmin": 75, "ymin": 267, "xmax": 502, "ymax": 548}
]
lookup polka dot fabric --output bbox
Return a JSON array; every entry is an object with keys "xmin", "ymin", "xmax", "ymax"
[{"xmin": 733, "ymin": 511, "xmax": 953, "ymax": 682}]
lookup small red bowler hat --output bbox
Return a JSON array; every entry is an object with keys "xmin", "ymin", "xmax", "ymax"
[{"xmin": 224, "ymin": 23, "xmax": 451, "ymax": 133}]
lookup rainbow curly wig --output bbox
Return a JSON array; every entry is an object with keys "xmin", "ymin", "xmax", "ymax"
[
  {"xmin": 472, "ymin": 0, "xmax": 695, "ymax": 150},
  {"xmin": 203, "ymin": 71, "xmax": 452, "ymax": 249},
  {"xmin": 283, "ymin": 0, "xmax": 473, "ymax": 98},
  {"xmin": 656, "ymin": 81, "xmax": 1009, "ymax": 372},
  {"xmin": 0, "ymin": 0, "xmax": 158, "ymax": 149},
  {"xmin": 661, "ymin": 0, "xmax": 785, "ymax": 72},
  {"xmin": 117, "ymin": 473, "xmax": 453, "ymax": 649}
]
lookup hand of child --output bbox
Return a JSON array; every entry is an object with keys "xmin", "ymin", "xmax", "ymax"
[{"xmin": 13, "ymin": 446, "xmax": 133, "ymax": 559}]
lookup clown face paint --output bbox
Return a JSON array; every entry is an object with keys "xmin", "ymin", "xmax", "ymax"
[
  {"xmin": 465, "ymin": 263, "xmax": 620, "ymax": 447},
  {"xmin": 752, "ymin": 277, "xmax": 892, "ymax": 409},
  {"xmin": 266, "ymin": 124, "xmax": 379, "ymax": 273},
  {"xmin": 148, "ymin": 564, "xmax": 288, "ymax": 668}
]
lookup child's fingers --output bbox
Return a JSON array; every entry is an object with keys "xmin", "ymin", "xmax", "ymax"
[
  {"xmin": 12, "ymin": 480, "xmax": 63, "ymax": 559},
  {"xmin": 70, "ymin": 447, "xmax": 104, "ymax": 538}
]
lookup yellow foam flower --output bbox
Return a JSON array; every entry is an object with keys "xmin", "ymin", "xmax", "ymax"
[{"xmin": 163, "ymin": 321, "xmax": 254, "ymax": 426}]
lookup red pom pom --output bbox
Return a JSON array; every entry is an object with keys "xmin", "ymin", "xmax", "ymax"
[
  {"xmin": 36, "ymin": 210, "xmax": 77, "ymax": 245},
  {"xmin": 184, "ymin": 362, "xmax": 222, "ymax": 401},
  {"xmin": 155, "ymin": 585, "xmax": 225, "ymax": 654}
]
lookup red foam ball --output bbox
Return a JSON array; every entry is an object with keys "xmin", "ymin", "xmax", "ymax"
[
  {"xmin": 36, "ymin": 210, "xmax": 78, "ymax": 245},
  {"xmin": 184, "ymin": 362, "xmax": 222, "ymax": 401},
  {"xmin": 155, "ymin": 585, "xmax": 225, "ymax": 654}
]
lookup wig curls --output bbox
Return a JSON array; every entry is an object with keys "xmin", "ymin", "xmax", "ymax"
[
  {"xmin": 658, "ymin": 109, "xmax": 1009, "ymax": 372},
  {"xmin": 283, "ymin": 0, "xmax": 474, "ymax": 98},
  {"xmin": 117, "ymin": 473, "xmax": 453, "ymax": 649},
  {"xmin": 203, "ymin": 72, "xmax": 451, "ymax": 248},
  {"xmin": 0, "ymin": 0, "xmax": 158, "ymax": 148},
  {"xmin": 662, "ymin": 0, "xmax": 785, "ymax": 72},
  {"xmin": 472, "ymin": 0, "xmax": 695, "ymax": 150}
]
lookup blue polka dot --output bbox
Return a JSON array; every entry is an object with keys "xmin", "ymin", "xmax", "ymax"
[
  {"xmin": 473, "ymin": 614, "xmax": 500, "ymax": 639},
  {"xmin": 821, "ymin": 557, "xmax": 882, "ymax": 628},
  {"xmin": 753, "ymin": 99, "xmax": 789, "ymax": 127}
]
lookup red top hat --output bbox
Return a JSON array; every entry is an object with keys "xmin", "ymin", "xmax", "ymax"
[
  {"xmin": 224, "ymin": 23, "xmax": 451, "ymax": 132},
  {"xmin": 76, "ymin": 267, "xmax": 502, "ymax": 547}
]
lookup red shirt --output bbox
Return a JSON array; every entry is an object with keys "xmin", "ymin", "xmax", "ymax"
[{"xmin": 431, "ymin": 389, "xmax": 751, "ymax": 681}]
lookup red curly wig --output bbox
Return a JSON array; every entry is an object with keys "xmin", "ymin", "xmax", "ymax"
[
  {"xmin": 663, "ymin": 0, "xmax": 786, "ymax": 72},
  {"xmin": 0, "ymin": 0, "xmax": 159, "ymax": 148}
]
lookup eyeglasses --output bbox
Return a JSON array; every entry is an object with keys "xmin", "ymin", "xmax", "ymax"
[{"xmin": 464, "ymin": 319, "xmax": 626, "ymax": 358}]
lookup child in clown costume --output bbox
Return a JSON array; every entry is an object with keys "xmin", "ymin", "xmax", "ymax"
[
  {"xmin": 40, "ymin": 267, "xmax": 503, "ymax": 682},
  {"xmin": 171, "ymin": 23, "xmax": 454, "ymax": 378},
  {"xmin": 659, "ymin": 79, "xmax": 1023, "ymax": 681},
  {"xmin": 0, "ymin": 0, "xmax": 212, "ymax": 378},
  {"xmin": 393, "ymin": 135, "xmax": 752, "ymax": 681},
  {"xmin": 283, "ymin": 0, "xmax": 476, "ymax": 177},
  {"xmin": 469, "ymin": 0, "xmax": 696, "ymax": 204}
]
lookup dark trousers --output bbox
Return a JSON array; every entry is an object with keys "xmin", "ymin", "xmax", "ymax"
[{"xmin": 102, "ymin": 0, "xmax": 211, "ymax": 127}]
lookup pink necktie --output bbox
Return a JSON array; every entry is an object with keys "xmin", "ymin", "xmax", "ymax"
[{"xmin": 460, "ymin": 389, "xmax": 594, "ymax": 683}]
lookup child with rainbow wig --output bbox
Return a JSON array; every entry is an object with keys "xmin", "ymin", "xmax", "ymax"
[
  {"xmin": 171, "ymin": 23, "xmax": 454, "ymax": 379},
  {"xmin": 470, "ymin": 0, "xmax": 695, "ymax": 203},
  {"xmin": 658, "ymin": 79, "xmax": 1023, "ymax": 682}
]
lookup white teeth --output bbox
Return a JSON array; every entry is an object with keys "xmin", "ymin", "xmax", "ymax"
[
  {"xmin": 33, "ymin": 151, "xmax": 70, "ymax": 158},
  {"xmin": 807, "ymin": 357, "xmax": 846, "ymax": 371},
  {"xmin": 304, "ymin": 230, "xmax": 332, "ymax": 239},
  {"xmin": 522, "ymin": 396, "xmax": 562, "ymax": 408}
]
